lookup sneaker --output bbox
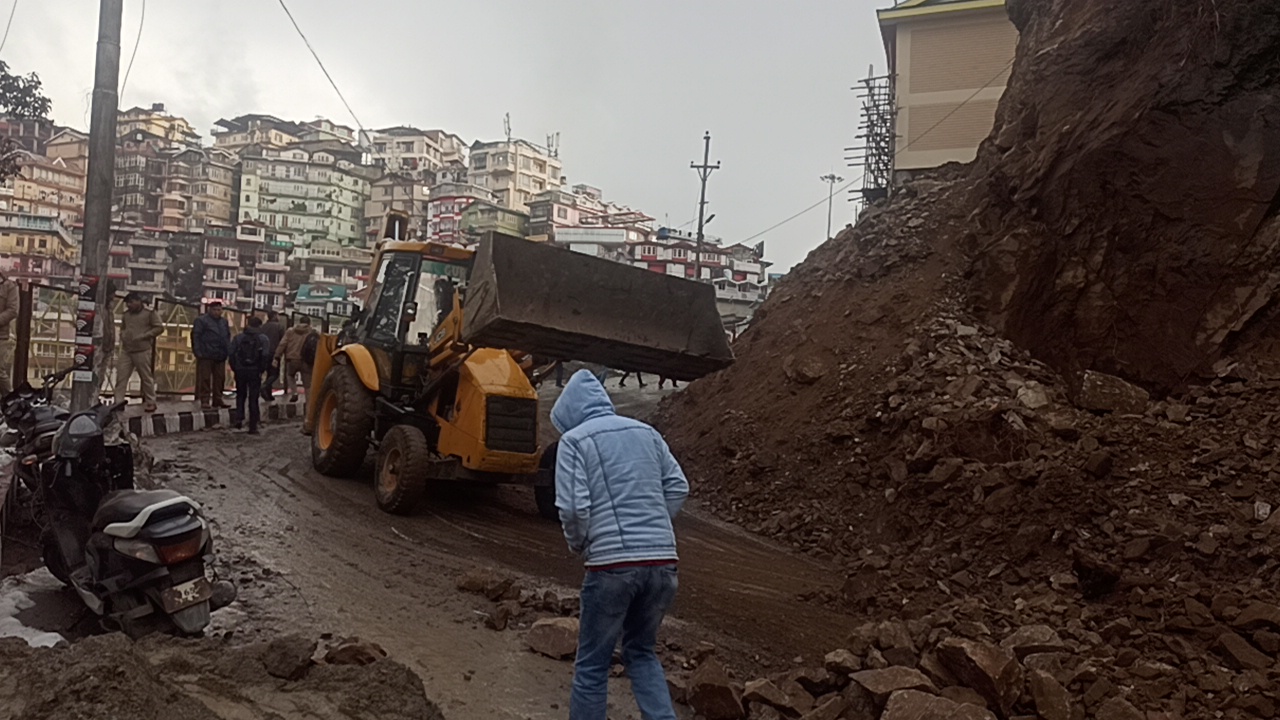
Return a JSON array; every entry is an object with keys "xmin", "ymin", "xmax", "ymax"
[
  {"xmin": 143, "ymin": 402, "xmax": 158, "ymax": 413},
  {"xmin": 200, "ymin": 402, "xmax": 212, "ymax": 410},
  {"xmin": 288, "ymin": 395, "xmax": 299, "ymax": 403}
]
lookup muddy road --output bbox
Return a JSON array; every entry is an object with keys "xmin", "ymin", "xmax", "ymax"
[{"xmin": 12, "ymin": 381, "xmax": 857, "ymax": 718}]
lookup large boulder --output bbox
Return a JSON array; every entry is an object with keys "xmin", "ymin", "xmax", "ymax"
[
  {"xmin": 688, "ymin": 659, "xmax": 745, "ymax": 720},
  {"xmin": 936, "ymin": 638, "xmax": 1023, "ymax": 717},
  {"xmin": 880, "ymin": 690, "xmax": 997, "ymax": 720}
]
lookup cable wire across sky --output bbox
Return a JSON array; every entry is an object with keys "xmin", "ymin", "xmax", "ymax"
[{"xmin": 276, "ymin": 0, "xmax": 368, "ymax": 145}]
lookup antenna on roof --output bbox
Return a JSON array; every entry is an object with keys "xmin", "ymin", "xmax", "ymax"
[
  {"xmin": 503, "ymin": 113, "xmax": 512, "ymax": 142},
  {"xmin": 546, "ymin": 132, "xmax": 560, "ymax": 158}
]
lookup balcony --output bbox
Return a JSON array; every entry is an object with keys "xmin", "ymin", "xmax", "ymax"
[
  {"xmin": 127, "ymin": 258, "xmax": 168, "ymax": 271},
  {"xmin": 203, "ymin": 254, "xmax": 239, "ymax": 268},
  {"xmin": 203, "ymin": 277, "xmax": 238, "ymax": 291},
  {"xmin": 129, "ymin": 235, "xmax": 169, "ymax": 248},
  {"xmin": 126, "ymin": 280, "xmax": 165, "ymax": 293},
  {"xmin": 730, "ymin": 259, "xmax": 762, "ymax": 275}
]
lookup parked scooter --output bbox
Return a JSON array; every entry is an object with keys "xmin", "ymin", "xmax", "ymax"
[{"xmin": 2, "ymin": 368, "xmax": 234, "ymax": 636}]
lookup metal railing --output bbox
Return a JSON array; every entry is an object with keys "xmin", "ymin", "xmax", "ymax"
[{"xmin": 14, "ymin": 281, "xmax": 252, "ymax": 398}]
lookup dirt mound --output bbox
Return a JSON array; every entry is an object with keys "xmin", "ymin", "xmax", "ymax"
[
  {"xmin": 658, "ymin": 0, "xmax": 1280, "ymax": 716},
  {"xmin": 0, "ymin": 633, "xmax": 444, "ymax": 720}
]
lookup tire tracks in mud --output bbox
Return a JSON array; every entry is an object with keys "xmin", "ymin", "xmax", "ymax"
[{"xmin": 158, "ymin": 425, "xmax": 857, "ymax": 665}]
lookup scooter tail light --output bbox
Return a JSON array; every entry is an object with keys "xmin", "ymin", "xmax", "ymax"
[
  {"xmin": 113, "ymin": 538, "xmax": 161, "ymax": 564},
  {"xmin": 155, "ymin": 530, "xmax": 205, "ymax": 566}
]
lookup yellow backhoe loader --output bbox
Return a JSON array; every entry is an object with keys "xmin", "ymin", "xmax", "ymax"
[{"xmin": 303, "ymin": 213, "xmax": 733, "ymax": 517}]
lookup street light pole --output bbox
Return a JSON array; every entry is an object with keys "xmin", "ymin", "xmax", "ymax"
[
  {"xmin": 820, "ymin": 173, "xmax": 844, "ymax": 239},
  {"xmin": 690, "ymin": 132, "xmax": 721, "ymax": 280},
  {"xmin": 72, "ymin": 0, "xmax": 123, "ymax": 412}
]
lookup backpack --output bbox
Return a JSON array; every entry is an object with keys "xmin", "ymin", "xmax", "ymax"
[
  {"xmin": 235, "ymin": 333, "xmax": 264, "ymax": 371},
  {"xmin": 301, "ymin": 332, "xmax": 319, "ymax": 365}
]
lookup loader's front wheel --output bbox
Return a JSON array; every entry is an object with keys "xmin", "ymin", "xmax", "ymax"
[
  {"xmin": 311, "ymin": 363, "xmax": 374, "ymax": 478},
  {"xmin": 375, "ymin": 425, "xmax": 430, "ymax": 515}
]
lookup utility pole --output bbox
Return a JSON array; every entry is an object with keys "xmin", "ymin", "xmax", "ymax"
[
  {"xmin": 820, "ymin": 173, "xmax": 844, "ymax": 239},
  {"xmin": 690, "ymin": 131, "xmax": 720, "ymax": 280},
  {"xmin": 72, "ymin": 0, "xmax": 123, "ymax": 412}
]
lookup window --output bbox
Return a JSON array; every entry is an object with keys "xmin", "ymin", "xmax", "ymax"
[
  {"xmin": 472, "ymin": 155, "xmax": 487, "ymax": 170},
  {"xmin": 365, "ymin": 252, "xmax": 418, "ymax": 347},
  {"xmin": 398, "ymin": 141, "xmax": 414, "ymax": 153},
  {"xmin": 556, "ymin": 207, "xmax": 568, "ymax": 220}
]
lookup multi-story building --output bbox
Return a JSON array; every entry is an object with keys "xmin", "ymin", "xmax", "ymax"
[
  {"xmin": 877, "ymin": 0, "xmax": 1017, "ymax": 170},
  {"xmin": 297, "ymin": 241, "xmax": 370, "ymax": 293},
  {"xmin": 459, "ymin": 201, "xmax": 528, "ymax": 241},
  {"xmin": 0, "ymin": 117, "xmax": 55, "ymax": 155},
  {"xmin": 468, "ymin": 138, "xmax": 562, "ymax": 213},
  {"xmin": 114, "ymin": 130, "xmax": 236, "ymax": 231},
  {"xmin": 364, "ymin": 172, "xmax": 431, "ymax": 242},
  {"xmin": 299, "ymin": 118, "xmax": 357, "ymax": 146},
  {"xmin": 427, "ymin": 130, "xmax": 469, "ymax": 167},
  {"xmin": 123, "ymin": 227, "xmax": 170, "ymax": 299},
  {"xmin": 631, "ymin": 227, "xmax": 770, "ymax": 333},
  {"xmin": 526, "ymin": 184, "xmax": 650, "ymax": 242},
  {"xmin": 45, "ymin": 128, "xmax": 89, "ymax": 168},
  {"xmin": 424, "ymin": 181, "xmax": 496, "ymax": 245},
  {"xmin": 369, "ymin": 126, "xmax": 445, "ymax": 179},
  {"xmin": 212, "ymin": 114, "xmax": 305, "ymax": 154},
  {"xmin": 0, "ymin": 212, "xmax": 79, "ymax": 284},
  {"xmin": 199, "ymin": 221, "xmax": 294, "ymax": 310},
  {"xmin": 293, "ymin": 282, "xmax": 354, "ymax": 320},
  {"xmin": 2, "ymin": 154, "xmax": 86, "ymax": 224},
  {"xmin": 236, "ymin": 143, "xmax": 373, "ymax": 248},
  {"xmin": 117, "ymin": 103, "xmax": 201, "ymax": 148}
]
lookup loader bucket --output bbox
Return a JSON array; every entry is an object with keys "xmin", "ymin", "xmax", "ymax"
[{"xmin": 461, "ymin": 233, "xmax": 734, "ymax": 381}]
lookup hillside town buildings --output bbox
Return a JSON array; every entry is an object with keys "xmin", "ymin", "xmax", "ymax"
[{"xmin": 2, "ymin": 100, "xmax": 771, "ymax": 335}]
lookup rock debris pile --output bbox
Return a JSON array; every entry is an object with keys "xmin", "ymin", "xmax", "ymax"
[{"xmin": 657, "ymin": 0, "xmax": 1280, "ymax": 716}]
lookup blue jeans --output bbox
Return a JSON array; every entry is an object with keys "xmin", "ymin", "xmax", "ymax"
[{"xmin": 571, "ymin": 564, "xmax": 679, "ymax": 720}]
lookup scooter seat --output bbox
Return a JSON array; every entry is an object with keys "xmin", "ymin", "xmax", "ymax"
[{"xmin": 92, "ymin": 489, "xmax": 194, "ymax": 534}]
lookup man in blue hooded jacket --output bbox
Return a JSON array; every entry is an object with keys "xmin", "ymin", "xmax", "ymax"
[{"xmin": 551, "ymin": 369, "xmax": 689, "ymax": 720}]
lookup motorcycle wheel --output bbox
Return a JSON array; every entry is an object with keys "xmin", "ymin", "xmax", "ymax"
[{"xmin": 40, "ymin": 531, "xmax": 71, "ymax": 586}]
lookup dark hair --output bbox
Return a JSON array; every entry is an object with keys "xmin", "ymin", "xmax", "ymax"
[
  {"xmin": 124, "ymin": 292, "xmax": 144, "ymax": 303},
  {"xmin": 267, "ymin": 310, "xmax": 279, "ymax": 320},
  {"xmin": 297, "ymin": 315, "xmax": 311, "ymax": 325},
  {"xmin": 247, "ymin": 316, "xmax": 263, "ymax": 328}
]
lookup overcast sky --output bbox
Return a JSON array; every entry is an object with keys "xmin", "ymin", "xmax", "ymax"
[{"xmin": 3, "ymin": 0, "xmax": 887, "ymax": 272}]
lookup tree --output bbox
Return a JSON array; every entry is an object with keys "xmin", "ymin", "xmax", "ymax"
[{"xmin": 0, "ymin": 61, "xmax": 53, "ymax": 182}]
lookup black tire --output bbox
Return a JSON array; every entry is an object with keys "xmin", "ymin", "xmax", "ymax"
[
  {"xmin": 311, "ymin": 363, "xmax": 375, "ymax": 478},
  {"xmin": 534, "ymin": 440, "xmax": 559, "ymax": 521},
  {"xmin": 534, "ymin": 485, "xmax": 558, "ymax": 521},
  {"xmin": 374, "ymin": 425, "xmax": 431, "ymax": 515},
  {"xmin": 40, "ymin": 531, "xmax": 71, "ymax": 586}
]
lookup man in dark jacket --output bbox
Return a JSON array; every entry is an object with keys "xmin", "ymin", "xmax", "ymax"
[
  {"xmin": 259, "ymin": 310, "xmax": 285, "ymax": 402},
  {"xmin": 191, "ymin": 300, "xmax": 232, "ymax": 409},
  {"xmin": 228, "ymin": 316, "xmax": 271, "ymax": 434}
]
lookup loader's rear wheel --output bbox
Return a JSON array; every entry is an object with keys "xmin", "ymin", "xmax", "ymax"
[
  {"xmin": 375, "ymin": 425, "xmax": 430, "ymax": 515},
  {"xmin": 534, "ymin": 440, "xmax": 559, "ymax": 521},
  {"xmin": 311, "ymin": 363, "xmax": 374, "ymax": 478}
]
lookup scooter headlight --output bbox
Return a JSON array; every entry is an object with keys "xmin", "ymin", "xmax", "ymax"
[{"xmin": 113, "ymin": 538, "xmax": 162, "ymax": 564}]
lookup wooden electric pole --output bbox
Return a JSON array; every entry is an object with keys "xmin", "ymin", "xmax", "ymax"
[
  {"xmin": 72, "ymin": 0, "xmax": 123, "ymax": 412},
  {"xmin": 690, "ymin": 131, "xmax": 720, "ymax": 280}
]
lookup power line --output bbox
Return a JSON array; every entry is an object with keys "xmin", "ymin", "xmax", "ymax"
[
  {"xmin": 119, "ymin": 0, "xmax": 145, "ymax": 100},
  {"xmin": 736, "ymin": 57, "xmax": 1017, "ymax": 246},
  {"xmin": 275, "ymin": 0, "xmax": 367, "ymax": 144},
  {"xmin": 0, "ymin": 0, "xmax": 18, "ymax": 56}
]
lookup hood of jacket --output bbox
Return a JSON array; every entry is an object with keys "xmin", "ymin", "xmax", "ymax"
[
  {"xmin": 551, "ymin": 370, "xmax": 616, "ymax": 433},
  {"xmin": 243, "ymin": 326, "xmax": 263, "ymax": 336},
  {"xmin": 290, "ymin": 324, "xmax": 313, "ymax": 336}
]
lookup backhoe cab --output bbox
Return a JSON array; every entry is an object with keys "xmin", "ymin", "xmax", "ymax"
[{"xmin": 304, "ymin": 211, "xmax": 733, "ymax": 517}]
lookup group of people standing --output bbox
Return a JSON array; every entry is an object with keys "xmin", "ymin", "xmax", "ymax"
[{"xmin": 116, "ymin": 296, "xmax": 318, "ymax": 434}]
